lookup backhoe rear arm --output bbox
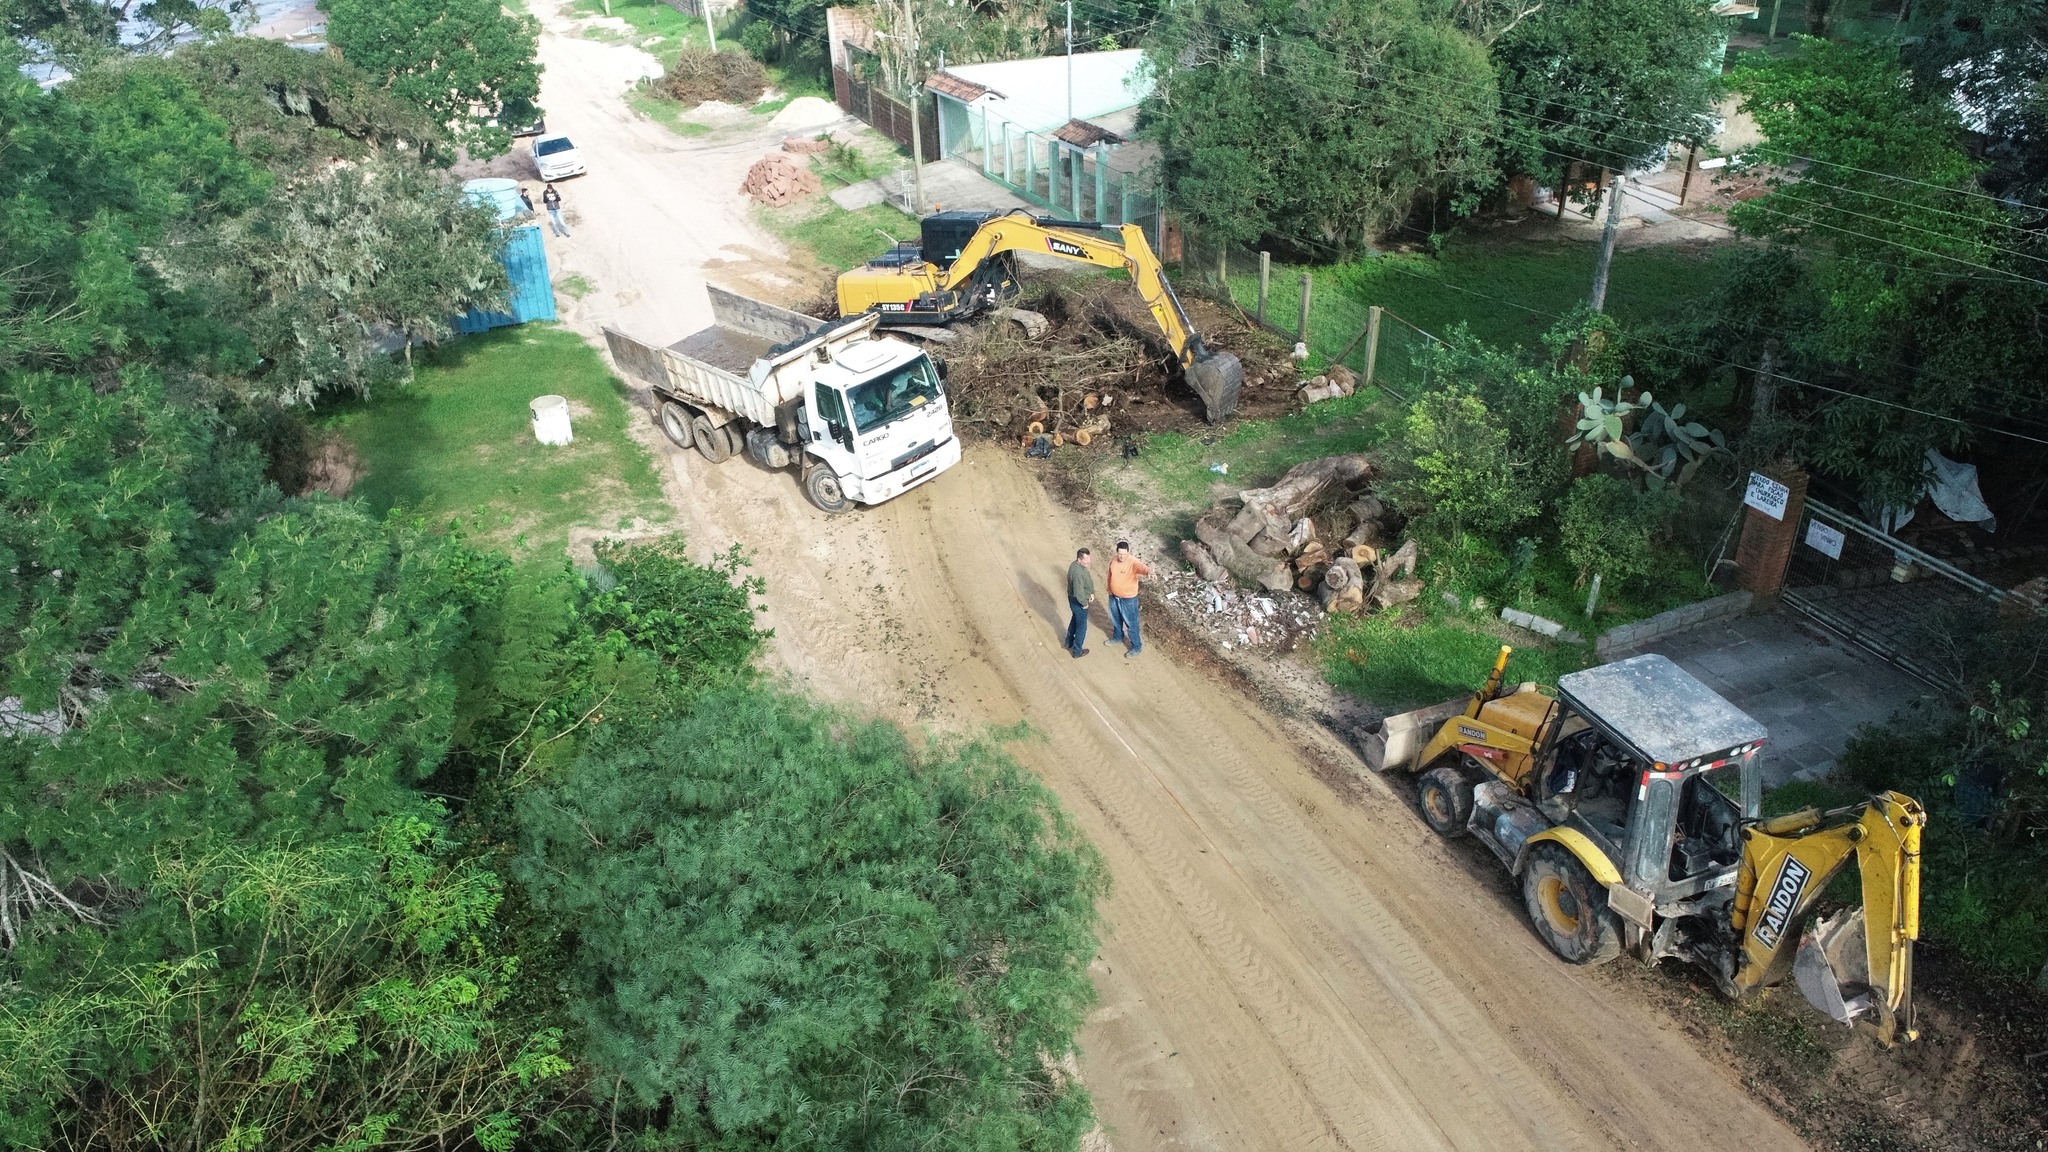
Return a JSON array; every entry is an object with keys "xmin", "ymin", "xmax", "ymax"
[{"xmin": 1730, "ymin": 792, "xmax": 1924, "ymax": 1034}]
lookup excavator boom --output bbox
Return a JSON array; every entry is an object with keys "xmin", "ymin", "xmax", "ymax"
[{"xmin": 837, "ymin": 211, "xmax": 1243, "ymax": 421}]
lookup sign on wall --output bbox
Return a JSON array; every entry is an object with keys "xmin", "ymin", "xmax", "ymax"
[
  {"xmin": 1804, "ymin": 519, "xmax": 1846, "ymax": 560},
  {"xmin": 1744, "ymin": 472, "xmax": 1792, "ymax": 521}
]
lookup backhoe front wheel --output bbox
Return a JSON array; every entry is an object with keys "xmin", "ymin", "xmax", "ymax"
[
  {"xmin": 1522, "ymin": 843, "xmax": 1621, "ymax": 966},
  {"xmin": 1417, "ymin": 765, "xmax": 1474, "ymax": 838}
]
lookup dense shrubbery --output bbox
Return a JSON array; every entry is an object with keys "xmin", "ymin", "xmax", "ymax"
[{"xmin": 0, "ymin": 30, "xmax": 1107, "ymax": 1151}]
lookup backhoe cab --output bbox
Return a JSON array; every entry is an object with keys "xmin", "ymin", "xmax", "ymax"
[
  {"xmin": 1367, "ymin": 649, "xmax": 1924, "ymax": 1045},
  {"xmin": 836, "ymin": 210, "xmax": 1243, "ymax": 421}
]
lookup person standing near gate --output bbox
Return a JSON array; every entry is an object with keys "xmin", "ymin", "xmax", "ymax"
[
  {"xmin": 1065, "ymin": 548, "xmax": 1095, "ymax": 659},
  {"xmin": 542, "ymin": 183, "xmax": 571, "ymax": 237},
  {"xmin": 1106, "ymin": 540, "xmax": 1152, "ymax": 657}
]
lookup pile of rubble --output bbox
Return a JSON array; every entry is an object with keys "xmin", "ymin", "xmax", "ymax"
[
  {"xmin": 782, "ymin": 135, "xmax": 832, "ymax": 154},
  {"xmin": 1177, "ymin": 453, "xmax": 1422, "ymax": 618},
  {"xmin": 1160, "ymin": 569, "xmax": 1324, "ymax": 651},
  {"xmin": 739, "ymin": 153, "xmax": 822, "ymax": 206}
]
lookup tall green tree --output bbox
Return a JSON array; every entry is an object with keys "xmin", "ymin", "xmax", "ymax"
[
  {"xmin": 1725, "ymin": 39, "xmax": 2047, "ymax": 505},
  {"xmin": 1905, "ymin": 0, "xmax": 2048, "ymax": 206},
  {"xmin": 1, "ymin": 818, "xmax": 569, "ymax": 1152},
  {"xmin": 1145, "ymin": 0, "xmax": 1498, "ymax": 251},
  {"xmin": 516, "ymin": 691, "xmax": 1106, "ymax": 1150},
  {"xmin": 321, "ymin": 0, "xmax": 541, "ymax": 159},
  {"xmin": 1487, "ymin": 0, "xmax": 1722, "ymax": 194}
]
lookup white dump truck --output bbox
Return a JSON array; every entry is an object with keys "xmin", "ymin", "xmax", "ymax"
[{"xmin": 603, "ymin": 286, "xmax": 962, "ymax": 513}]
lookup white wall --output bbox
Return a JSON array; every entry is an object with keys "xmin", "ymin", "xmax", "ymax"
[{"xmin": 945, "ymin": 49, "xmax": 1151, "ymax": 135}]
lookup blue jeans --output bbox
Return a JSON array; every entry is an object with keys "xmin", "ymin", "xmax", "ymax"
[
  {"xmin": 1108, "ymin": 595, "xmax": 1141, "ymax": 653},
  {"xmin": 1066, "ymin": 597, "xmax": 1089, "ymax": 655},
  {"xmin": 547, "ymin": 207, "xmax": 571, "ymax": 237}
]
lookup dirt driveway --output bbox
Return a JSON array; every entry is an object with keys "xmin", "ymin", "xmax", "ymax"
[{"xmin": 527, "ymin": 15, "xmax": 1808, "ymax": 1150}]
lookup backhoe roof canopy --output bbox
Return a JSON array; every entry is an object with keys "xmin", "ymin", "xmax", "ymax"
[{"xmin": 1555, "ymin": 654, "xmax": 1767, "ymax": 767}]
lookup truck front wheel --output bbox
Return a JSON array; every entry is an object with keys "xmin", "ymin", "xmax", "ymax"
[
  {"xmin": 804, "ymin": 466, "xmax": 852, "ymax": 514},
  {"xmin": 659, "ymin": 401, "xmax": 695, "ymax": 448},
  {"xmin": 692, "ymin": 416, "xmax": 729, "ymax": 463}
]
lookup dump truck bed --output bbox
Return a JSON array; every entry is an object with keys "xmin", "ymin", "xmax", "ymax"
[{"xmin": 604, "ymin": 286, "xmax": 882, "ymax": 427}]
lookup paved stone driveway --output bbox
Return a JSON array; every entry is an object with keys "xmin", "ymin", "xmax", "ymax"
[{"xmin": 1616, "ymin": 611, "xmax": 1932, "ymax": 789}]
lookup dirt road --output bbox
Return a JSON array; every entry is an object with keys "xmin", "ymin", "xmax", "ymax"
[{"xmin": 526, "ymin": 12, "xmax": 1809, "ymax": 1149}]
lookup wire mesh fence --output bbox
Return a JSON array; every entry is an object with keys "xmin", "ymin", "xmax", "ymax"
[{"xmin": 1177, "ymin": 228, "xmax": 1444, "ymax": 405}]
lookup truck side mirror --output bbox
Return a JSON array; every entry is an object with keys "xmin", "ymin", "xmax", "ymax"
[{"xmin": 933, "ymin": 358, "xmax": 949, "ymax": 381}]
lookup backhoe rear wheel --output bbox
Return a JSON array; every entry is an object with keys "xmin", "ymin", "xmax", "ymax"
[
  {"xmin": 1417, "ymin": 765, "xmax": 1474, "ymax": 838},
  {"xmin": 1522, "ymin": 843, "xmax": 1621, "ymax": 965}
]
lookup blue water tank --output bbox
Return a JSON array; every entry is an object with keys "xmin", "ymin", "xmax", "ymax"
[
  {"xmin": 462, "ymin": 177, "xmax": 526, "ymax": 223},
  {"xmin": 456, "ymin": 224, "xmax": 557, "ymax": 333}
]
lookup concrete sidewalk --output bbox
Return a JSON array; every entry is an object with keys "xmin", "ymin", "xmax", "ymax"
[{"xmin": 1616, "ymin": 611, "xmax": 1931, "ymax": 789}]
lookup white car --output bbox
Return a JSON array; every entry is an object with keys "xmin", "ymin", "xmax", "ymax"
[{"xmin": 531, "ymin": 134, "xmax": 585, "ymax": 181}]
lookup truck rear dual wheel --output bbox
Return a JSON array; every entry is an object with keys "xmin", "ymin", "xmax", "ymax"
[
  {"xmin": 659, "ymin": 401, "xmax": 695, "ymax": 449},
  {"xmin": 804, "ymin": 466, "xmax": 852, "ymax": 514},
  {"xmin": 692, "ymin": 415, "xmax": 730, "ymax": 463},
  {"xmin": 1417, "ymin": 765, "xmax": 1474, "ymax": 838},
  {"xmin": 1522, "ymin": 843, "xmax": 1622, "ymax": 965}
]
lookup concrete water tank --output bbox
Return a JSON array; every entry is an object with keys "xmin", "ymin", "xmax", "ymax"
[{"xmin": 530, "ymin": 395, "xmax": 573, "ymax": 445}]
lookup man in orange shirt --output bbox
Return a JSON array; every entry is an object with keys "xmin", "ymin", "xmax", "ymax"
[{"xmin": 1105, "ymin": 540, "xmax": 1152, "ymax": 658}]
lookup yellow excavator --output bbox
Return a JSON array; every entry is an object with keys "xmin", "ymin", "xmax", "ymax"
[
  {"xmin": 835, "ymin": 209, "xmax": 1244, "ymax": 421},
  {"xmin": 1365, "ymin": 649, "xmax": 1924, "ymax": 1044}
]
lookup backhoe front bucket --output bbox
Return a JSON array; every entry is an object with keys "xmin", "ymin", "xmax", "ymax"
[
  {"xmin": 1186, "ymin": 351, "xmax": 1243, "ymax": 422},
  {"xmin": 1358, "ymin": 696, "xmax": 1472, "ymax": 773}
]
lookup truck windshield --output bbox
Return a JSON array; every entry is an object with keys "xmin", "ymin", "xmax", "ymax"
[{"xmin": 847, "ymin": 357, "xmax": 942, "ymax": 434}]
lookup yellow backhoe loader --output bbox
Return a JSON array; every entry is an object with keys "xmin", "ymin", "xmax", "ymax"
[
  {"xmin": 835, "ymin": 209, "xmax": 1244, "ymax": 421},
  {"xmin": 1365, "ymin": 648, "xmax": 1924, "ymax": 1044}
]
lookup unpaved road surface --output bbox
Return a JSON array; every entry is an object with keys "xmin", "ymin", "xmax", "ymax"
[{"xmin": 527, "ymin": 14, "xmax": 1809, "ymax": 1150}]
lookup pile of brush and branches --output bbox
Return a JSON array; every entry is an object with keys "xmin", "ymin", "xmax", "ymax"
[{"xmin": 657, "ymin": 46, "xmax": 768, "ymax": 106}]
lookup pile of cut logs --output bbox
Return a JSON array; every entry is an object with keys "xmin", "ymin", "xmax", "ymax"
[{"xmin": 1179, "ymin": 453, "xmax": 1423, "ymax": 616}]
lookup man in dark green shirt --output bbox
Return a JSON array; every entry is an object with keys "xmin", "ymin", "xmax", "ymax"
[{"xmin": 1065, "ymin": 548, "xmax": 1094, "ymax": 658}]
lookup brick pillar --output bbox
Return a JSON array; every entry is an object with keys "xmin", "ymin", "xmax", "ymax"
[{"xmin": 1734, "ymin": 464, "xmax": 1808, "ymax": 604}]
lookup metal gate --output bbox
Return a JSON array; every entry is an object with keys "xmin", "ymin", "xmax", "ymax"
[{"xmin": 1782, "ymin": 497, "xmax": 2007, "ymax": 685}]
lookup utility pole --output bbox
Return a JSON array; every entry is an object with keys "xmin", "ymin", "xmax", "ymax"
[
  {"xmin": 1589, "ymin": 172, "xmax": 1626, "ymax": 312},
  {"xmin": 703, "ymin": 0, "xmax": 716, "ymax": 51},
  {"xmin": 1768, "ymin": 0, "xmax": 1783, "ymax": 40},
  {"xmin": 1065, "ymin": 0, "xmax": 1075, "ymax": 123},
  {"xmin": 904, "ymin": 0, "xmax": 925, "ymax": 215}
]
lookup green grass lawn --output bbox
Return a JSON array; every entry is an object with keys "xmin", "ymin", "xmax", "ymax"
[
  {"xmin": 320, "ymin": 326, "xmax": 671, "ymax": 562},
  {"xmin": 1108, "ymin": 390, "xmax": 1399, "ymax": 511},
  {"xmin": 573, "ymin": 0, "xmax": 707, "ymax": 64},
  {"xmin": 1319, "ymin": 607, "xmax": 1589, "ymax": 714},
  {"xmin": 756, "ymin": 200, "xmax": 915, "ymax": 274},
  {"xmin": 1329, "ymin": 233, "xmax": 1716, "ymax": 349}
]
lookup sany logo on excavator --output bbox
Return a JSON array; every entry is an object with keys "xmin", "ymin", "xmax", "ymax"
[
  {"xmin": 1752, "ymin": 855, "xmax": 1812, "ymax": 950},
  {"xmin": 1045, "ymin": 238, "xmax": 1089, "ymax": 259}
]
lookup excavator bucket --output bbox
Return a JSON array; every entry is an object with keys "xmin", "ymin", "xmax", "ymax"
[
  {"xmin": 1795, "ymin": 908, "xmax": 1875, "ymax": 1024},
  {"xmin": 1186, "ymin": 351, "xmax": 1243, "ymax": 423}
]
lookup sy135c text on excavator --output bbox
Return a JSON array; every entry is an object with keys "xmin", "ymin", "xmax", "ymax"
[{"xmin": 1366, "ymin": 649, "xmax": 1925, "ymax": 1044}]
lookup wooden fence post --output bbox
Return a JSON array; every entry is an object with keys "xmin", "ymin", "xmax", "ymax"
[
  {"xmin": 1297, "ymin": 273, "xmax": 1313, "ymax": 346},
  {"xmin": 1364, "ymin": 306, "xmax": 1382, "ymax": 388},
  {"xmin": 1256, "ymin": 251, "xmax": 1270, "ymax": 326}
]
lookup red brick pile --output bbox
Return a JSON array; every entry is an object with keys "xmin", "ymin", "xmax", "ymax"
[{"xmin": 739, "ymin": 154, "xmax": 822, "ymax": 206}]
